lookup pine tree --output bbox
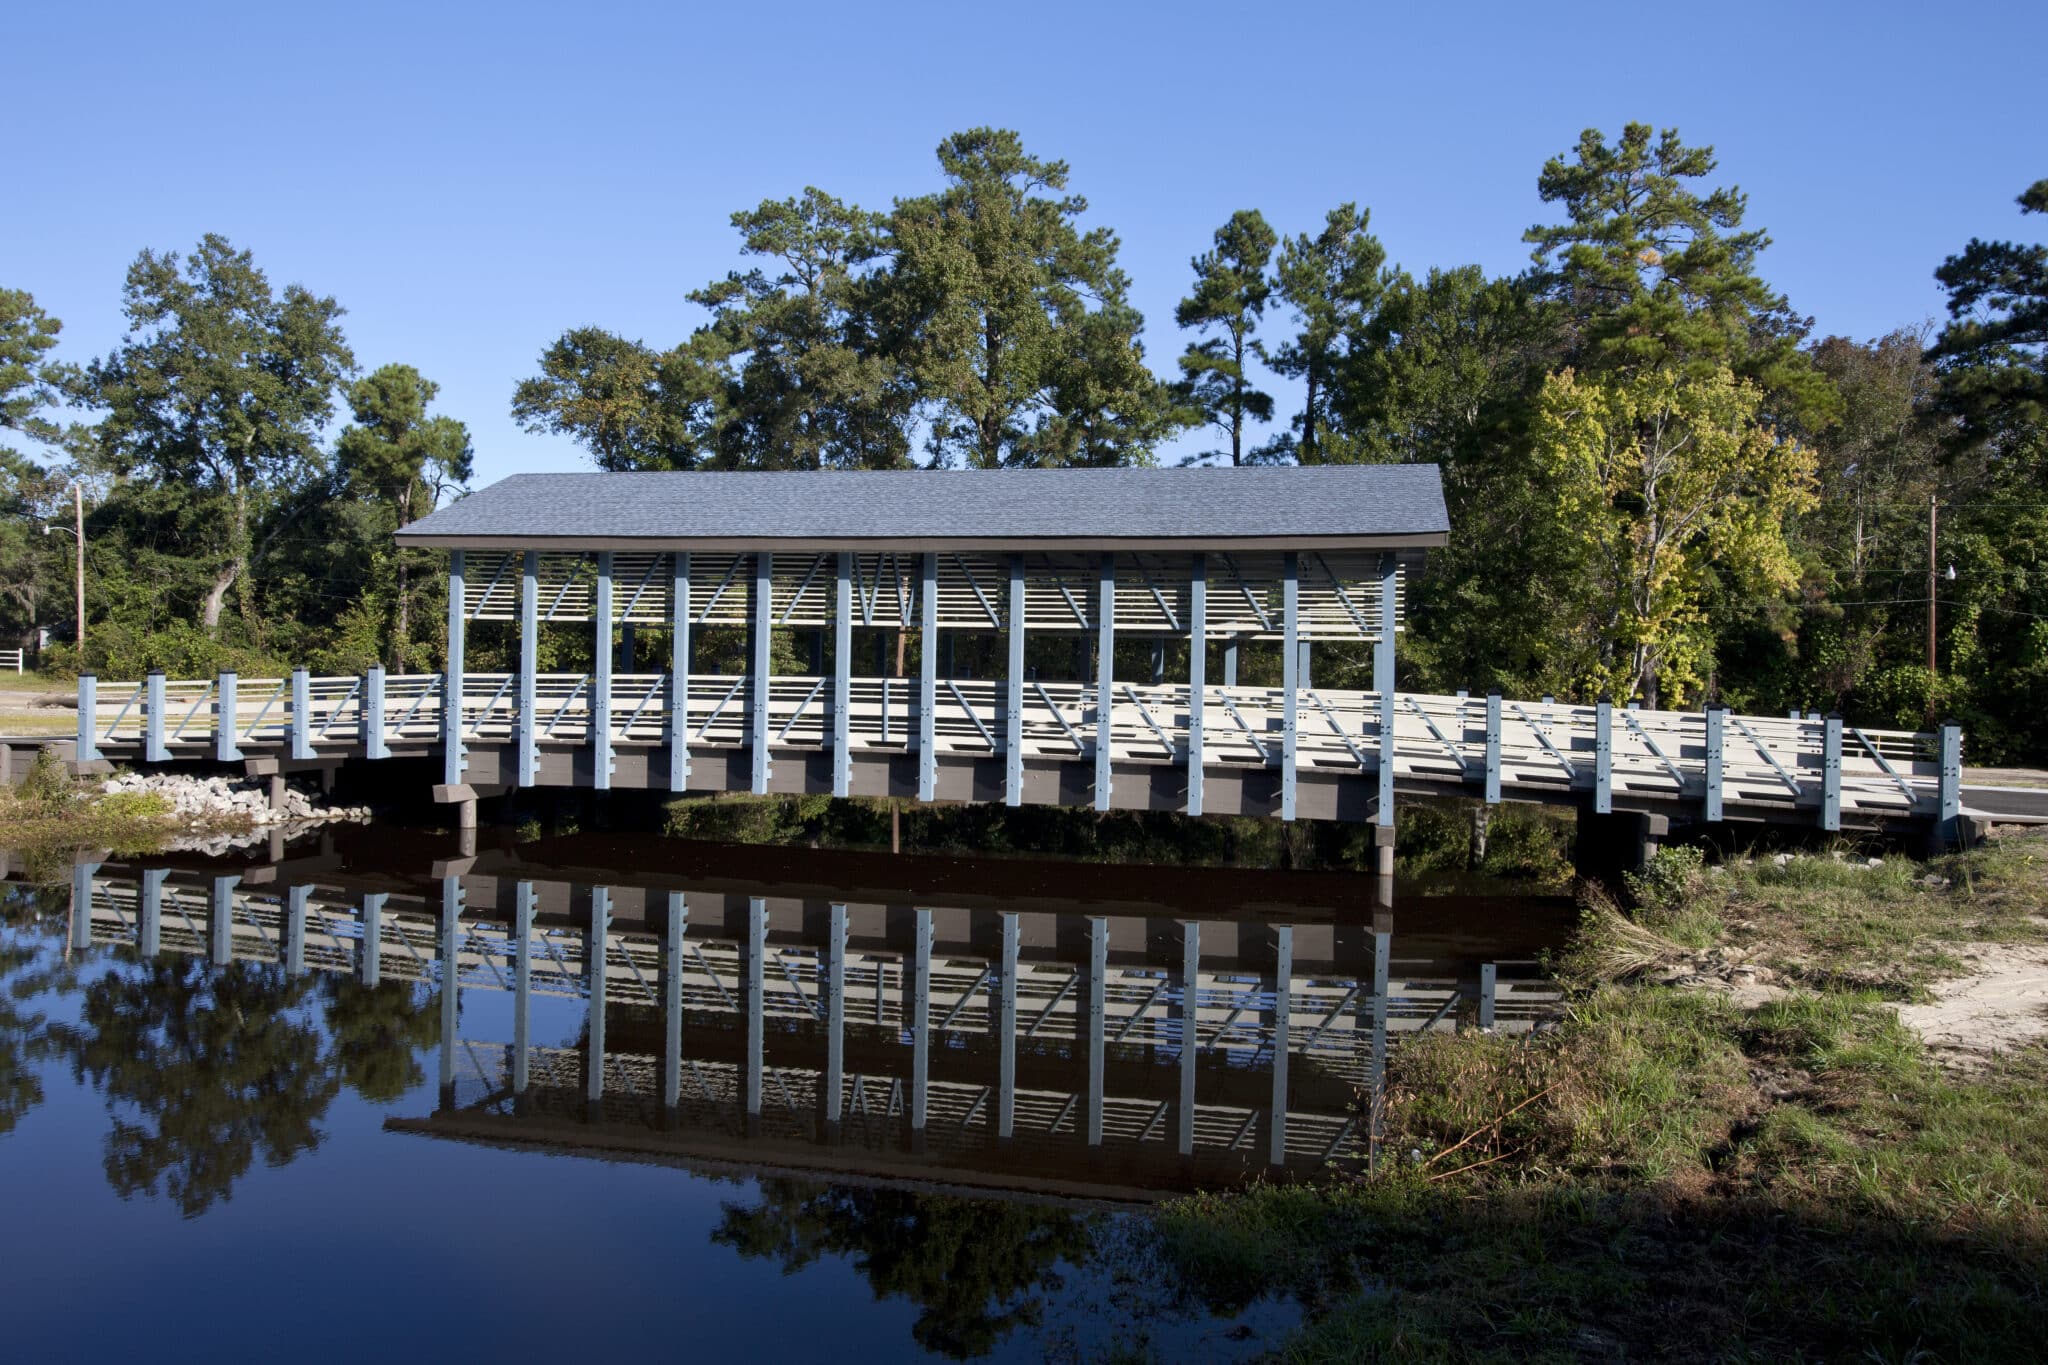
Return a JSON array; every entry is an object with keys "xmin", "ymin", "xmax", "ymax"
[{"xmin": 1172, "ymin": 210, "xmax": 1277, "ymax": 465}]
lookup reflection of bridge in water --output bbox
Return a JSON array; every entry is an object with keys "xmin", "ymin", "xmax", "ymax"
[{"xmin": 51, "ymin": 836, "xmax": 1566, "ymax": 1198}]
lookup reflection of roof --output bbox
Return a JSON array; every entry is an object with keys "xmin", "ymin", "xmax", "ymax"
[{"xmin": 395, "ymin": 466, "xmax": 1452, "ymax": 550}]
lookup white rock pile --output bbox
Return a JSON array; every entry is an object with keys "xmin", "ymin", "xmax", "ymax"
[{"xmin": 100, "ymin": 770, "xmax": 372, "ymax": 828}]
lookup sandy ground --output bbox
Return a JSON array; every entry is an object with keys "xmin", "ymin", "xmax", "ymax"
[{"xmin": 1896, "ymin": 927, "xmax": 2048, "ymax": 1065}]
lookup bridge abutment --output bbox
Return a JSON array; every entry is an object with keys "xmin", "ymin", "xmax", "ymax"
[{"xmin": 1573, "ymin": 809, "xmax": 1668, "ymax": 885}]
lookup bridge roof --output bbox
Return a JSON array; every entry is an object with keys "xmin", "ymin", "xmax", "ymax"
[{"xmin": 395, "ymin": 465, "xmax": 1450, "ymax": 552}]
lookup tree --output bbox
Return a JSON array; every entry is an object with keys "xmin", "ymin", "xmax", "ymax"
[
  {"xmin": 1263, "ymin": 204, "xmax": 1386, "ymax": 464},
  {"xmin": 334, "ymin": 364, "xmax": 473, "ymax": 669},
  {"xmin": 891, "ymin": 128, "xmax": 1172, "ymax": 467},
  {"xmin": 82, "ymin": 235, "xmax": 355, "ymax": 636},
  {"xmin": 1926, "ymin": 177, "xmax": 2048, "ymax": 451},
  {"xmin": 689, "ymin": 188, "xmax": 915, "ymax": 470},
  {"xmin": 511, "ymin": 327, "xmax": 713, "ymax": 471},
  {"xmin": 1173, "ymin": 210, "xmax": 1277, "ymax": 465},
  {"xmin": 1525, "ymin": 124, "xmax": 1835, "ymax": 423},
  {"xmin": 1, "ymin": 287, "xmax": 69, "ymax": 458},
  {"xmin": 1531, "ymin": 365, "xmax": 1817, "ymax": 706}
]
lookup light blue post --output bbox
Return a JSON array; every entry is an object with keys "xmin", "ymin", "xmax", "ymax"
[
  {"xmin": 911, "ymin": 907, "xmax": 932, "ymax": 1136},
  {"xmin": 210, "ymin": 874, "xmax": 238, "ymax": 966},
  {"xmin": 593, "ymin": 551, "xmax": 614, "ymax": 791},
  {"xmin": 518, "ymin": 551, "xmax": 538, "ymax": 787},
  {"xmin": 76, "ymin": 674, "xmax": 99, "ymax": 762},
  {"xmin": 1479, "ymin": 962, "xmax": 1497, "ymax": 1029},
  {"xmin": 284, "ymin": 884, "xmax": 307, "ymax": 975},
  {"xmin": 361, "ymin": 892, "xmax": 386, "ymax": 986},
  {"xmin": 215, "ymin": 672, "xmax": 241, "ymax": 761},
  {"xmin": 289, "ymin": 669, "xmax": 312, "ymax": 761},
  {"xmin": 1938, "ymin": 722, "xmax": 1962, "ymax": 849},
  {"xmin": 744, "ymin": 897, "xmax": 765, "ymax": 1123},
  {"xmin": 824, "ymin": 902, "xmax": 846, "ymax": 1127},
  {"xmin": 998, "ymin": 912, "xmax": 1019, "ymax": 1140},
  {"xmin": 1005, "ymin": 554, "xmax": 1025, "ymax": 806},
  {"xmin": 833, "ymin": 552, "xmax": 852, "ymax": 798},
  {"xmin": 438, "ymin": 874, "xmax": 463, "ymax": 1098},
  {"xmin": 443, "ymin": 550, "xmax": 465, "ymax": 786},
  {"xmin": 1705, "ymin": 705, "xmax": 1726, "ymax": 822},
  {"xmin": 918, "ymin": 553, "xmax": 938, "ymax": 801},
  {"xmin": 513, "ymin": 882, "xmax": 534, "ymax": 1098},
  {"xmin": 1086, "ymin": 917, "xmax": 1107, "ymax": 1146},
  {"xmin": 750, "ymin": 552, "xmax": 771, "ymax": 795},
  {"xmin": 69, "ymin": 860, "xmax": 98, "ymax": 953},
  {"xmin": 1187, "ymin": 553, "xmax": 1205, "ymax": 817},
  {"xmin": 663, "ymin": 892, "xmax": 686, "ymax": 1112},
  {"xmin": 1177, "ymin": 920, "xmax": 1199, "ymax": 1156},
  {"xmin": 1376, "ymin": 555, "xmax": 1397, "ymax": 827},
  {"xmin": 669, "ymin": 552, "xmax": 692, "ymax": 789},
  {"xmin": 1095, "ymin": 553, "xmax": 1115, "ymax": 811},
  {"xmin": 1821, "ymin": 713, "xmax": 1843, "ymax": 831},
  {"xmin": 1594, "ymin": 699, "xmax": 1613, "ymax": 814},
  {"xmin": 587, "ymin": 886, "xmax": 609, "ymax": 1101},
  {"xmin": 139, "ymin": 867, "xmax": 165, "ymax": 957},
  {"xmin": 364, "ymin": 666, "xmax": 388, "ymax": 759},
  {"xmin": 1223, "ymin": 637, "xmax": 1239, "ymax": 688},
  {"xmin": 1281, "ymin": 553, "xmax": 1299, "ymax": 821},
  {"xmin": 1269, "ymin": 924, "xmax": 1292, "ymax": 1166},
  {"xmin": 1484, "ymin": 691, "xmax": 1502, "ymax": 804},
  {"xmin": 144, "ymin": 672, "xmax": 167, "ymax": 762}
]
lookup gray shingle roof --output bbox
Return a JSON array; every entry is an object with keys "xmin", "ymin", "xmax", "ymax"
[{"xmin": 395, "ymin": 466, "xmax": 1450, "ymax": 549}]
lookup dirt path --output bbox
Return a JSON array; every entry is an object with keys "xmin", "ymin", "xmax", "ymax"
[{"xmin": 1896, "ymin": 929, "xmax": 2048, "ymax": 1064}]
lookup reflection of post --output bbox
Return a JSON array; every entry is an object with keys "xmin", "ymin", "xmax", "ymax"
[
  {"xmin": 825, "ymin": 903, "xmax": 846, "ymax": 1134},
  {"xmin": 1086, "ymin": 917, "xmax": 1107, "ymax": 1147},
  {"xmin": 139, "ymin": 867, "xmax": 165, "ymax": 958},
  {"xmin": 438, "ymin": 875, "xmax": 463, "ymax": 1102},
  {"xmin": 663, "ymin": 892, "xmax": 686, "ymax": 1115},
  {"xmin": 1368, "ymin": 911, "xmax": 1391, "ymax": 1166},
  {"xmin": 745, "ymin": 897, "xmax": 765, "ymax": 1130},
  {"xmin": 911, "ymin": 908, "xmax": 932, "ymax": 1142},
  {"xmin": 513, "ymin": 882, "xmax": 534, "ymax": 1100},
  {"xmin": 998, "ymin": 912, "xmax": 1019, "ymax": 1140},
  {"xmin": 284, "ymin": 884, "xmax": 307, "ymax": 975},
  {"xmin": 1269, "ymin": 925, "xmax": 1293, "ymax": 1167},
  {"xmin": 69, "ymin": 861, "xmax": 99, "ymax": 955},
  {"xmin": 1178, "ymin": 920, "xmax": 1200, "ymax": 1156},
  {"xmin": 361, "ymin": 892, "xmax": 386, "ymax": 986},
  {"xmin": 209, "ymin": 874, "xmax": 238, "ymax": 966},
  {"xmin": 587, "ymin": 887, "xmax": 610, "ymax": 1106}
]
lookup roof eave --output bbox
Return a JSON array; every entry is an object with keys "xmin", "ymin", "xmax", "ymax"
[{"xmin": 392, "ymin": 531, "xmax": 1451, "ymax": 553}]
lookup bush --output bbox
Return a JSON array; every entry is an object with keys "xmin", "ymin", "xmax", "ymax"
[{"xmin": 1623, "ymin": 843, "xmax": 1705, "ymax": 909}]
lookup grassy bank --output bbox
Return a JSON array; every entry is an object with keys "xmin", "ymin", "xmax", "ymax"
[
  {"xmin": 1151, "ymin": 832, "xmax": 2048, "ymax": 1362},
  {"xmin": 0, "ymin": 750, "xmax": 208, "ymax": 870}
]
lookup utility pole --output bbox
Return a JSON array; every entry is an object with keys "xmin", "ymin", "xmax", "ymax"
[{"xmin": 1926, "ymin": 493, "xmax": 1938, "ymax": 718}]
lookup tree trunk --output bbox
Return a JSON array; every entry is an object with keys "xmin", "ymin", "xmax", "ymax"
[{"xmin": 202, "ymin": 563, "xmax": 236, "ymax": 635}]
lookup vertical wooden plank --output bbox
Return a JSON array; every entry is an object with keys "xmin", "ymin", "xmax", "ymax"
[
  {"xmin": 825, "ymin": 902, "xmax": 846, "ymax": 1127},
  {"xmin": 1281, "ymin": 552, "xmax": 1299, "ymax": 821},
  {"xmin": 518, "ymin": 550, "xmax": 538, "ymax": 787},
  {"xmin": 911, "ymin": 908, "xmax": 932, "ymax": 1136},
  {"xmin": 145, "ymin": 672, "xmax": 167, "ymax": 762},
  {"xmin": 364, "ymin": 665, "xmax": 388, "ymax": 759},
  {"xmin": 439, "ymin": 875, "xmax": 463, "ymax": 1099},
  {"xmin": 283, "ymin": 883, "xmax": 306, "ymax": 975},
  {"xmin": 210, "ymin": 874, "xmax": 236, "ymax": 966},
  {"xmin": 1376, "ymin": 554, "xmax": 1397, "ymax": 827},
  {"xmin": 593, "ymin": 551, "xmax": 613, "ymax": 791},
  {"xmin": 669, "ymin": 552, "xmax": 690, "ymax": 791},
  {"xmin": 361, "ymin": 892, "xmax": 385, "ymax": 986},
  {"xmin": 1005, "ymin": 554, "xmax": 1025, "ymax": 806},
  {"xmin": 1822, "ymin": 713, "xmax": 1843, "ymax": 831},
  {"xmin": 139, "ymin": 867, "xmax": 165, "ymax": 958},
  {"xmin": 998, "ymin": 911, "xmax": 1019, "ymax": 1140},
  {"xmin": 1187, "ymin": 553, "xmax": 1206, "ymax": 817},
  {"xmin": 1480, "ymin": 962, "xmax": 1497, "ymax": 1029},
  {"xmin": 1096, "ymin": 553, "xmax": 1115, "ymax": 812},
  {"xmin": 1595, "ymin": 699, "xmax": 1613, "ymax": 814},
  {"xmin": 1178, "ymin": 920, "xmax": 1199, "ymax": 1156},
  {"xmin": 1939, "ymin": 721, "xmax": 1962, "ymax": 849},
  {"xmin": 76, "ymin": 674, "xmax": 99, "ymax": 763},
  {"xmin": 289, "ymin": 668, "xmax": 312, "ymax": 761},
  {"xmin": 1705, "ymin": 704, "xmax": 1726, "ymax": 822},
  {"xmin": 833, "ymin": 552, "xmax": 852, "ymax": 797},
  {"xmin": 1484, "ymin": 690, "xmax": 1502, "ymax": 804},
  {"xmin": 919, "ymin": 553, "xmax": 938, "ymax": 801},
  {"xmin": 513, "ymin": 882, "xmax": 533, "ymax": 1098},
  {"xmin": 443, "ymin": 549, "xmax": 465, "ymax": 786},
  {"xmin": 744, "ymin": 897, "xmax": 765, "ymax": 1124},
  {"xmin": 750, "ymin": 552, "xmax": 772, "ymax": 795},
  {"xmin": 587, "ymin": 886, "xmax": 609, "ymax": 1101},
  {"xmin": 1269, "ymin": 925, "xmax": 1292, "ymax": 1166},
  {"xmin": 664, "ymin": 891, "xmax": 686, "ymax": 1113},
  {"xmin": 1086, "ymin": 916, "xmax": 1107, "ymax": 1146}
]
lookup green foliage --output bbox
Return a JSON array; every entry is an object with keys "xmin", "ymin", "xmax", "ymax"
[
  {"xmin": 1622, "ymin": 842, "xmax": 1705, "ymax": 909},
  {"xmin": 1171, "ymin": 209, "xmax": 1277, "ymax": 465}
]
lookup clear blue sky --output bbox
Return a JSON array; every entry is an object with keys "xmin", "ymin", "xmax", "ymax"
[{"xmin": 10, "ymin": 0, "xmax": 2043, "ymax": 480}]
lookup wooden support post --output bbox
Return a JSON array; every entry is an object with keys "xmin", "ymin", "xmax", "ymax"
[
  {"xmin": 443, "ymin": 550, "xmax": 465, "ymax": 786},
  {"xmin": 364, "ymin": 665, "xmax": 388, "ymax": 759},
  {"xmin": 1187, "ymin": 553, "xmax": 1206, "ymax": 817},
  {"xmin": 438, "ymin": 875, "xmax": 463, "ymax": 1100},
  {"xmin": 1705, "ymin": 704, "xmax": 1726, "ymax": 822},
  {"xmin": 1282, "ymin": 553, "xmax": 1299, "ymax": 821},
  {"xmin": 1480, "ymin": 962, "xmax": 1497, "ymax": 1029},
  {"xmin": 518, "ymin": 551, "xmax": 538, "ymax": 787},
  {"xmin": 289, "ymin": 668, "xmax": 313, "ymax": 761},
  {"xmin": 361, "ymin": 892, "xmax": 385, "ymax": 986},
  {"xmin": 833, "ymin": 552, "xmax": 853, "ymax": 798},
  {"xmin": 1178, "ymin": 920, "xmax": 1199, "ymax": 1156},
  {"xmin": 998, "ymin": 911, "xmax": 1019, "ymax": 1140},
  {"xmin": 1086, "ymin": 916, "xmax": 1107, "ymax": 1146},
  {"xmin": 1005, "ymin": 554, "xmax": 1025, "ymax": 806},
  {"xmin": 1821, "ymin": 713, "xmax": 1843, "ymax": 831},
  {"xmin": 593, "ymin": 551, "xmax": 613, "ymax": 791},
  {"xmin": 744, "ymin": 897, "xmax": 765, "ymax": 1124},
  {"xmin": 1938, "ymin": 721, "xmax": 1962, "ymax": 850},
  {"xmin": 1269, "ymin": 924, "xmax": 1292, "ymax": 1166},
  {"xmin": 1595, "ymin": 699, "xmax": 1613, "ymax": 814},
  {"xmin": 1094, "ymin": 554, "xmax": 1116, "ymax": 811},
  {"xmin": 1484, "ymin": 691, "xmax": 1502, "ymax": 804},
  {"xmin": 214, "ymin": 671, "xmax": 241, "ymax": 762},
  {"xmin": 1376, "ymin": 554, "xmax": 1397, "ymax": 827},
  {"xmin": 1223, "ymin": 637, "xmax": 1238, "ymax": 688},
  {"xmin": 1297, "ymin": 639, "xmax": 1311, "ymax": 690},
  {"xmin": 284, "ymin": 883, "xmax": 306, "ymax": 976},
  {"xmin": 669, "ymin": 551, "xmax": 691, "ymax": 790},
  {"xmin": 750, "ymin": 552, "xmax": 772, "ymax": 795},
  {"xmin": 911, "ymin": 908, "xmax": 932, "ymax": 1137},
  {"xmin": 825, "ymin": 902, "xmax": 845, "ymax": 1129},
  {"xmin": 587, "ymin": 887, "xmax": 609, "ymax": 1102},
  {"xmin": 139, "ymin": 867, "xmax": 165, "ymax": 958},
  {"xmin": 513, "ymin": 882, "xmax": 533, "ymax": 1098},
  {"xmin": 210, "ymin": 874, "xmax": 237, "ymax": 966},
  {"xmin": 663, "ymin": 892, "xmax": 686, "ymax": 1114},
  {"xmin": 75, "ymin": 674, "xmax": 98, "ymax": 763},
  {"xmin": 919, "ymin": 553, "xmax": 938, "ymax": 801},
  {"xmin": 144, "ymin": 672, "xmax": 167, "ymax": 762}
]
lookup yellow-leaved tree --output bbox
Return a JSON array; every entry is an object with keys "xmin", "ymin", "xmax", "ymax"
[{"xmin": 1532, "ymin": 365, "xmax": 1817, "ymax": 708}]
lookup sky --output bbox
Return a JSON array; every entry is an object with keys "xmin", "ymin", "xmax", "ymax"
[{"xmin": 8, "ymin": 0, "xmax": 2043, "ymax": 482}]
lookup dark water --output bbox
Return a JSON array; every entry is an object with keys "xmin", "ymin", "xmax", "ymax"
[{"xmin": 0, "ymin": 827, "xmax": 1570, "ymax": 1362}]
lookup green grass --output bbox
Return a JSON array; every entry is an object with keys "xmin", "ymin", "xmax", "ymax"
[{"xmin": 0, "ymin": 750, "xmax": 239, "ymax": 869}]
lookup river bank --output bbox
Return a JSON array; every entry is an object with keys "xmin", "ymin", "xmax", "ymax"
[{"xmin": 1150, "ymin": 829, "xmax": 2048, "ymax": 1362}]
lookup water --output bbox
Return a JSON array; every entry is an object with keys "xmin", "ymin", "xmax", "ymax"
[{"xmin": 0, "ymin": 827, "xmax": 1570, "ymax": 1361}]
